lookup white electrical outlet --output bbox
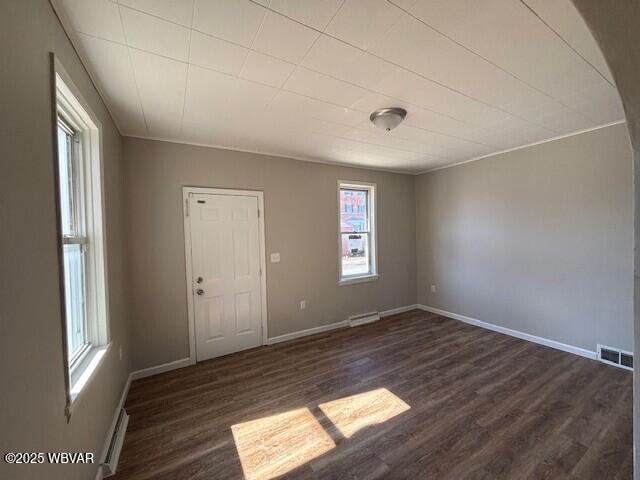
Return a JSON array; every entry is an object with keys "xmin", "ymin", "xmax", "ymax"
[
  {"xmin": 300, "ymin": 300, "xmax": 306, "ymax": 310},
  {"xmin": 430, "ymin": 285, "xmax": 437, "ymax": 293},
  {"xmin": 270, "ymin": 253, "xmax": 281, "ymax": 263}
]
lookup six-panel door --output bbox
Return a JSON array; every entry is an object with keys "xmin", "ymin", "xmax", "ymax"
[{"xmin": 189, "ymin": 193, "xmax": 263, "ymax": 361}]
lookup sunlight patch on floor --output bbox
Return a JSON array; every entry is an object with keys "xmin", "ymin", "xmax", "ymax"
[
  {"xmin": 319, "ymin": 388, "xmax": 410, "ymax": 438},
  {"xmin": 231, "ymin": 408, "xmax": 335, "ymax": 480}
]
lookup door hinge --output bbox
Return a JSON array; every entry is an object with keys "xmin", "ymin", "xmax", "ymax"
[
  {"xmin": 257, "ymin": 208, "xmax": 260, "ymax": 218},
  {"xmin": 185, "ymin": 198, "xmax": 189, "ymax": 217}
]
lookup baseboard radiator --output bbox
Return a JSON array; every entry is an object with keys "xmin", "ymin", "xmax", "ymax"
[
  {"xmin": 349, "ymin": 311, "xmax": 380, "ymax": 327},
  {"xmin": 101, "ymin": 408, "xmax": 129, "ymax": 477}
]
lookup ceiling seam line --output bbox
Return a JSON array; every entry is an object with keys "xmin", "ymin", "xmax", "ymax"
[
  {"xmin": 268, "ymin": 87, "xmax": 499, "ymax": 149},
  {"xmin": 78, "ymin": 20, "xmax": 549, "ymax": 149},
  {"xmin": 118, "ymin": 4, "xmax": 191, "ymax": 29},
  {"xmin": 180, "ymin": 27, "xmax": 494, "ymax": 132},
  {"xmin": 116, "ymin": 1, "xmax": 149, "ymax": 135},
  {"xmin": 48, "ymin": 3, "xmax": 126, "ymax": 136},
  {"xmin": 105, "ymin": 1, "xmax": 603, "ymax": 142},
  {"xmin": 290, "ymin": 64, "xmax": 498, "ymax": 139},
  {"xmin": 93, "ymin": 28, "xmax": 526, "ymax": 150},
  {"xmin": 386, "ymin": 0, "xmax": 595, "ymax": 127},
  {"xmin": 519, "ymin": 0, "xmax": 616, "ymax": 88},
  {"xmin": 178, "ymin": 0, "xmax": 197, "ymax": 137},
  {"xmin": 245, "ymin": 0, "xmax": 560, "ymax": 135},
  {"xmin": 101, "ymin": 6, "xmax": 562, "ymax": 136}
]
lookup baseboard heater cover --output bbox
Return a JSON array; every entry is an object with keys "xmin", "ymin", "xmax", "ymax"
[
  {"xmin": 597, "ymin": 344, "xmax": 633, "ymax": 371},
  {"xmin": 102, "ymin": 408, "xmax": 129, "ymax": 477},
  {"xmin": 349, "ymin": 311, "xmax": 380, "ymax": 327}
]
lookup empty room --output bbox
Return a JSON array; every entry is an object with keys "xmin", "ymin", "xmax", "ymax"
[{"xmin": 3, "ymin": 0, "xmax": 640, "ymax": 479}]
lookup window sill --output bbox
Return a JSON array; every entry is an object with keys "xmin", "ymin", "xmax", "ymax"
[
  {"xmin": 339, "ymin": 274, "xmax": 379, "ymax": 286},
  {"xmin": 68, "ymin": 343, "xmax": 110, "ymax": 413}
]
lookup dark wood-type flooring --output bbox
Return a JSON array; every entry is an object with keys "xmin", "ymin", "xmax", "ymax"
[{"xmin": 115, "ymin": 310, "xmax": 632, "ymax": 480}]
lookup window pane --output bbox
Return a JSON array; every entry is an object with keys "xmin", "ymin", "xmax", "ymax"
[
  {"xmin": 57, "ymin": 123, "xmax": 75, "ymax": 236},
  {"xmin": 340, "ymin": 189, "xmax": 368, "ymax": 233},
  {"xmin": 63, "ymin": 243, "xmax": 87, "ymax": 360},
  {"xmin": 341, "ymin": 233, "xmax": 370, "ymax": 277}
]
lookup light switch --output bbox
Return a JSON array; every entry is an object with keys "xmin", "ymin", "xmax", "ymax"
[{"xmin": 270, "ymin": 253, "xmax": 281, "ymax": 263}]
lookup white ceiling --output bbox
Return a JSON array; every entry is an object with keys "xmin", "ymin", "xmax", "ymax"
[{"xmin": 52, "ymin": 0, "xmax": 624, "ymax": 173}]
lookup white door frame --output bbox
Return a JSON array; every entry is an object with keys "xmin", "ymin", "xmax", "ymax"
[{"xmin": 182, "ymin": 186, "xmax": 268, "ymax": 364}]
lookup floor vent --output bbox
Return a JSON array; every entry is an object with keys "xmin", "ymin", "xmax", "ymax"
[
  {"xmin": 349, "ymin": 311, "xmax": 380, "ymax": 327},
  {"xmin": 102, "ymin": 408, "xmax": 129, "ymax": 478},
  {"xmin": 597, "ymin": 344, "xmax": 633, "ymax": 371}
]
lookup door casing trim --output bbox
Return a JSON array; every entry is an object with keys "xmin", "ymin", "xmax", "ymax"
[{"xmin": 182, "ymin": 186, "xmax": 269, "ymax": 364}]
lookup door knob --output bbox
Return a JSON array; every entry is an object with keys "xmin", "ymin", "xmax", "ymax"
[
  {"xmin": 196, "ymin": 288, "xmax": 204, "ymax": 296},
  {"xmin": 196, "ymin": 276, "xmax": 203, "ymax": 284}
]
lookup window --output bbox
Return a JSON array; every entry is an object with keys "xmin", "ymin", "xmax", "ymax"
[
  {"xmin": 54, "ymin": 61, "xmax": 109, "ymax": 415},
  {"xmin": 338, "ymin": 181, "xmax": 377, "ymax": 284},
  {"xmin": 57, "ymin": 117, "xmax": 89, "ymax": 365}
]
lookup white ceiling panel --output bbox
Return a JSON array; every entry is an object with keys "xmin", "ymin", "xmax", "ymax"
[
  {"xmin": 270, "ymin": 90, "xmax": 363, "ymax": 127},
  {"xmin": 129, "ymin": 49, "xmax": 187, "ymax": 138},
  {"xmin": 75, "ymin": 33, "xmax": 147, "ymax": 136},
  {"xmin": 374, "ymin": 68, "xmax": 515, "ymax": 127},
  {"xmin": 252, "ymin": 11, "xmax": 320, "ymax": 64},
  {"xmin": 189, "ymin": 31, "xmax": 248, "ymax": 75},
  {"xmin": 325, "ymin": 0, "xmax": 405, "ymax": 51},
  {"xmin": 192, "ymin": 0, "xmax": 265, "ymax": 47},
  {"xmin": 53, "ymin": 0, "xmax": 625, "ymax": 173},
  {"xmin": 60, "ymin": 0, "xmax": 124, "ymax": 43},
  {"xmin": 521, "ymin": 0, "xmax": 614, "ymax": 84},
  {"xmin": 120, "ymin": 6, "xmax": 190, "ymax": 61},
  {"xmin": 349, "ymin": 92, "xmax": 406, "ymax": 116},
  {"xmin": 118, "ymin": 0, "xmax": 194, "ymax": 27},
  {"xmin": 283, "ymin": 67, "xmax": 370, "ymax": 107},
  {"xmin": 406, "ymin": 0, "xmax": 605, "ymax": 100},
  {"xmin": 369, "ymin": 14, "xmax": 553, "ymax": 116},
  {"xmin": 183, "ymin": 65, "xmax": 235, "ymax": 126},
  {"xmin": 239, "ymin": 51, "xmax": 295, "ymax": 88},
  {"xmin": 302, "ymin": 35, "xmax": 397, "ymax": 91},
  {"xmin": 268, "ymin": 0, "xmax": 344, "ymax": 31},
  {"xmin": 402, "ymin": 107, "xmax": 490, "ymax": 142}
]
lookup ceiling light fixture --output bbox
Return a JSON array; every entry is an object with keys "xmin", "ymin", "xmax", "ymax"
[{"xmin": 370, "ymin": 107, "xmax": 407, "ymax": 132}]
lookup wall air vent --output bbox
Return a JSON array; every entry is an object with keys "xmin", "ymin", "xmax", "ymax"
[
  {"xmin": 597, "ymin": 344, "xmax": 633, "ymax": 371},
  {"xmin": 620, "ymin": 352, "xmax": 633, "ymax": 369}
]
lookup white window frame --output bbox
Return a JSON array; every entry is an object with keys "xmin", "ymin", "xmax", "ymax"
[
  {"xmin": 337, "ymin": 180, "xmax": 379, "ymax": 285},
  {"xmin": 54, "ymin": 57, "xmax": 110, "ymax": 417}
]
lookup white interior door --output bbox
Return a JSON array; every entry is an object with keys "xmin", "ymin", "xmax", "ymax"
[{"xmin": 188, "ymin": 192, "xmax": 264, "ymax": 361}]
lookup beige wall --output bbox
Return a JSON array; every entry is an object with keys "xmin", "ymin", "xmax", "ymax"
[
  {"xmin": 0, "ymin": 1, "xmax": 131, "ymax": 479},
  {"xmin": 416, "ymin": 123, "xmax": 633, "ymax": 352},
  {"xmin": 123, "ymin": 138, "xmax": 416, "ymax": 370}
]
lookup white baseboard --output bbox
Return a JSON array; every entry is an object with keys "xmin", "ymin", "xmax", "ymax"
[
  {"xmin": 417, "ymin": 304, "xmax": 597, "ymax": 360},
  {"xmin": 267, "ymin": 320, "xmax": 349, "ymax": 345},
  {"xmin": 130, "ymin": 357, "xmax": 192, "ymax": 381},
  {"xmin": 380, "ymin": 304, "xmax": 420, "ymax": 317},
  {"xmin": 94, "ymin": 373, "xmax": 131, "ymax": 480},
  {"xmin": 267, "ymin": 304, "xmax": 419, "ymax": 345}
]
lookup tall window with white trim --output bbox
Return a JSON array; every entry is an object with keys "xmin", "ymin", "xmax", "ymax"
[
  {"xmin": 54, "ymin": 63, "xmax": 109, "ymax": 412},
  {"xmin": 57, "ymin": 116, "xmax": 89, "ymax": 365},
  {"xmin": 338, "ymin": 181, "xmax": 377, "ymax": 284}
]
